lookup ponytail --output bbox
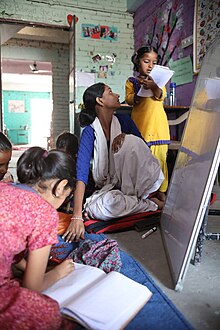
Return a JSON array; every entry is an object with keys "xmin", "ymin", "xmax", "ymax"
[
  {"xmin": 17, "ymin": 147, "xmax": 76, "ymax": 192},
  {"xmin": 79, "ymin": 83, "xmax": 105, "ymax": 127}
]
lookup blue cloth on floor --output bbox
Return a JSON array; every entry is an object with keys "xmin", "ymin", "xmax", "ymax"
[{"xmin": 84, "ymin": 232, "xmax": 194, "ymax": 330}]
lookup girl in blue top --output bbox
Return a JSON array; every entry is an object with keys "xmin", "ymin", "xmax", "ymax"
[{"xmin": 62, "ymin": 83, "xmax": 164, "ymax": 243}]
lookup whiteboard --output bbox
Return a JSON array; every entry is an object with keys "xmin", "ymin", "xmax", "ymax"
[{"xmin": 160, "ymin": 35, "xmax": 220, "ymax": 291}]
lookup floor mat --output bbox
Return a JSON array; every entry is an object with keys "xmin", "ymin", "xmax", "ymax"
[
  {"xmin": 84, "ymin": 232, "xmax": 194, "ymax": 330},
  {"xmin": 84, "ymin": 210, "xmax": 161, "ymax": 234}
]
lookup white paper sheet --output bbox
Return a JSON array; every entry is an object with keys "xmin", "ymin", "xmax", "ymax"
[{"xmin": 137, "ymin": 65, "xmax": 175, "ymax": 97}]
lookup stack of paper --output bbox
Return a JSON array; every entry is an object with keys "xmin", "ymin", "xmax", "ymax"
[{"xmin": 137, "ymin": 64, "xmax": 175, "ymax": 97}]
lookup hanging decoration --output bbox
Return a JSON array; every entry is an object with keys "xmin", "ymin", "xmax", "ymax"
[
  {"xmin": 91, "ymin": 53, "xmax": 117, "ymax": 64},
  {"xmin": 67, "ymin": 14, "xmax": 78, "ymax": 26},
  {"xmin": 88, "ymin": 52, "xmax": 117, "ymax": 77}
]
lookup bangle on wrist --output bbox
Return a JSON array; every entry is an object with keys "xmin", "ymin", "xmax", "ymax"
[{"xmin": 71, "ymin": 216, "xmax": 84, "ymax": 222}]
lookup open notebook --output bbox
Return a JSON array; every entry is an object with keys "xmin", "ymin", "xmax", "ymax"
[{"xmin": 43, "ymin": 262, "xmax": 152, "ymax": 330}]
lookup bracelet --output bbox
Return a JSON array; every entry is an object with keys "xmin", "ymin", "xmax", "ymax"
[{"xmin": 71, "ymin": 216, "xmax": 84, "ymax": 222}]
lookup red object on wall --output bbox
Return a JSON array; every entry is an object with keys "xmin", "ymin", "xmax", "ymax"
[
  {"xmin": 67, "ymin": 14, "xmax": 78, "ymax": 26},
  {"xmin": 67, "ymin": 14, "xmax": 73, "ymax": 26}
]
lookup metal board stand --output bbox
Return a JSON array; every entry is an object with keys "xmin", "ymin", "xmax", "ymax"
[{"xmin": 191, "ymin": 198, "xmax": 220, "ymax": 265}]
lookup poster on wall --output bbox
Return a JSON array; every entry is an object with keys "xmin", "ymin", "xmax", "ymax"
[
  {"xmin": 8, "ymin": 100, "xmax": 25, "ymax": 113},
  {"xmin": 100, "ymin": 26, "xmax": 117, "ymax": 40},
  {"xmin": 169, "ymin": 56, "xmax": 193, "ymax": 86},
  {"xmin": 81, "ymin": 24, "xmax": 118, "ymax": 41},
  {"xmin": 193, "ymin": 0, "xmax": 220, "ymax": 73},
  {"xmin": 76, "ymin": 72, "xmax": 95, "ymax": 87}
]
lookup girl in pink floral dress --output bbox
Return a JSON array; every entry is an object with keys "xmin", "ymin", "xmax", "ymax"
[{"xmin": 0, "ymin": 147, "xmax": 78, "ymax": 330}]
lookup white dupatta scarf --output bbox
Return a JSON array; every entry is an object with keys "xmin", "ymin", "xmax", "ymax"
[
  {"xmin": 85, "ymin": 118, "xmax": 164, "ymax": 220},
  {"xmin": 91, "ymin": 115, "xmax": 121, "ymax": 188}
]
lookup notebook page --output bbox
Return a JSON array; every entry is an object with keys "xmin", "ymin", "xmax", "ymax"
[
  {"xmin": 62, "ymin": 270, "xmax": 152, "ymax": 330},
  {"xmin": 43, "ymin": 263, "xmax": 105, "ymax": 307}
]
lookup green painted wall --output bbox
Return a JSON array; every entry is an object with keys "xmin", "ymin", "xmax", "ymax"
[{"xmin": 3, "ymin": 90, "xmax": 51, "ymax": 144}]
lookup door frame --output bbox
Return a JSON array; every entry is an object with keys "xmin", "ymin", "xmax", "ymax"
[{"xmin": 0, "ymin": 18, "xmax": 70, "ymax": 132}]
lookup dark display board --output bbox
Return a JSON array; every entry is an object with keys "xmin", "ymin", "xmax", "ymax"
[{"xmin": 161, "ymin": 35, "xmax": 220, "ymax": 291}]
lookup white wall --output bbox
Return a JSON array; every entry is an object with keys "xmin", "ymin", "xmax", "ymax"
[{"xmin": 2, "ymin": 73, "xmax": 52, "ymax": 92}]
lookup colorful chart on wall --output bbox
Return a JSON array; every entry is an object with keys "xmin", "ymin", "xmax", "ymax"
[
  {"xmin": 81, "ymin": 24, "xmax": 118, "ymax": 41},
  {"xmin": 193, "ymin": 0, "xmax": 220, "ymax": 73}
]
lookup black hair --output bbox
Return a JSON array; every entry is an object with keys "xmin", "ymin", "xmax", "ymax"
[
  {"xmin": 17, "ymin": 147, "xmax": 76, "ymax": 195},
  {"xmin": 79, "ymin": 83, "xmax": 105, "ymax": 127},
  {"xmin": 0, "ymin": 132, "xmax": 12, "ymax": 151},
  {"xmin": 56, "ymin": 131, "xmax": 78, "ymax": 161},
  {"xmin": 131, "ymin": 46, "xmax": 160, "ymax": 72}
]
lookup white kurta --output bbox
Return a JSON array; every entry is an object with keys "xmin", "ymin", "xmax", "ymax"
[{"xmin": 84, "ymin": 117, "xmax": 164, "ymax": 220}]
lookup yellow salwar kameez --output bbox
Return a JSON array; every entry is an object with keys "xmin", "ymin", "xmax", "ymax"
[{"xmin": 125, "ymin": 77, "xmax": 170, "ymax": 192}]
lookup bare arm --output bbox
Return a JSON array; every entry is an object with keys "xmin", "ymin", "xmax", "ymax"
[
  {"xmin": 22, "ymin": 246, "xmax": 74, "ymax": 292},
  {"xmin": 15, "ymin": 258, "xmax": 27, "ymax": 271},
  {"xmin": 62, "ymin": 180, "xmax": 86, "ymax": 243}
]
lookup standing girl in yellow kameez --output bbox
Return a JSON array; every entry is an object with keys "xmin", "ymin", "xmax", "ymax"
[{"xmin": 125, "ymin": 46, "xmax": 170, "ymax": 200}]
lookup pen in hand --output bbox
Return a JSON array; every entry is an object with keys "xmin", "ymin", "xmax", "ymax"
[{"xmin": 141, "ymin": 226, "xmax": 157, "ymax": 239}]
